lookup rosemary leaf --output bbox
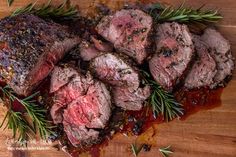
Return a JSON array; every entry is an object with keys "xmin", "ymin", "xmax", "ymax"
[
  {"xmin": 149, "ymin": 2, "xmax": 222, "ymax": 24},
  {"xmin": 7, "ymin": 0, "xmax": 14, "ymax": 7},
  {"xmin": 11, "ymin": 0, "xmax": 78, "ymax": 20},
  {"xmin": 141, "ymin": 70, "xmax": 184, "ymax": 121},
  {"xmin": 0, "ymin": 86, "xmax": 55, "ymax": 141},
  {"xmin": 131, "ymin": 143, "xmax": 143, "ymax": 157},
  {"xmin": 159, "ymin": 145, "xmax": 173, "ymax": 157}
]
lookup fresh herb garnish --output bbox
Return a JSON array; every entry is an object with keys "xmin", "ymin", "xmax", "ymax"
[
  {"xmin": 7, "ymin": 0, "xmax": 14, "ymax": 7},
  {"xmin": 11, "ymin": 0, "xmax": 78, "ymax": 20},
  {"xmin": 131, "ymin": 143, "xmax": 143, "ymax": 157},
  {"xmin": 149, "ymin": 2, "xmax": 222, "ymax": 23},
  {"xmin": 0, "ymin": 85, "xmax": 55, "ymax": 142},
  {"xmin": 141, "ymin": 70, "xmax": 184, "ymax": 121},
  {"xmin": 159, "ymin": 145, "xmax": 173, "ymax": 157}
]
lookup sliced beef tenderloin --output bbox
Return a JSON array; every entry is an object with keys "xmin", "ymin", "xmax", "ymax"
[
  {"xmin": 201, "ymin": 28, "xmax": 235, "ymax": 88},
  {"xmin": 184, "ymin": 35, "xmax": 217, "ymax": 89},
  {"xmin": 0, "ymin": 14, "xmax": 80, "ymax": 96},
  {"xmin": 63, "ymin": 81, "xmax": 111, "ymax": 129},
  {"xmin": 149, "ymin": 22, "xmax": 194, "ymax": 91},
  {"xmin": 90, "ymin": 53, "xmax": 150, "ymax": 110},
  {"xmin": 90, "ymin": 53, "xmax": 140, "ymax": 89},
  {"xmin": 50, "ymin": 66, "xmax": 112, "ymax": 146},
  {"xmin": 79, "ymin": 40, "xmax": 102, "ymax": 61},
  {"xmin": 91, "ymin": 36, "xmax": 113, "ymax": 52},
  {"xmin": 50, "ymin": 67, "xmax": 93, "ymax": 124},
  {"xmin": 50, "ymin": 66, "xmax": 78, "ymax": 93},
  {"xmin": 112, "ymin": 86, "xmax": 151, "ymax": 111},
  {"xmin": 63, "ymin": 79, "xmax": 111, "ymax": 146},
  {"xmin": 63, "ymin": 123, "xmax": 100, "ymax": 147},
  {"xmin": 79, "ymin": 37, "xmax": 113, "ymax": 61},
  {"xmin": 96, "ymin": 9, "xmax": 153, "ymax": 64}
]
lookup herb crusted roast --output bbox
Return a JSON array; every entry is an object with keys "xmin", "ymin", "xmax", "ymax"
[
  {"xmin": 0, "ymin": 14, "xmax": 80, "ymax": 96},
  {"xmin": 96, "ymin": 9, "xmax": 153, "ymax": 64},
  {"xmin": 149, "ymin": 22, "xmax": 194, "ymax": 91},
  {"xmin": 50, "ymin": 65, "xmax": 112, "ymax": 146},
  {"xmin": 201, "ymin": 28, "xmax": 234, "ymax": 88},
  {"xmin": 90, "ymin": 53, "xmax": 140, "ymax": 88},
  {"xmin": 90, "ymin": 53, "xmax": 150, "ymax": 110},
  {"xmin": 184, "ymin": 35, "xmax": 217, "ymax": 89}
]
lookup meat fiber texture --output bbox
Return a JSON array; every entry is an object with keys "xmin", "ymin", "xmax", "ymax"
[
  {"xmin": 149, "ymin": 22, "xmax": 194, "ymax": 91},
  {"xmin": 50, "ymin": 65, "xmax": 111, "ymax": 146},
  {"xmin": 184, "ymin": 35, "xmax": 217, "ymax": 89},
  {"xmin": 90, "ymin": 53, "xmax": 150, "ymax": 110},
  {"xmin": 201, "ymin": 28, "xmax": 234, "ymax": 88},
  {"xmin": 96, "ymin": 9, "xmax": 153, "ymax": 64},
  {"xmin": 0, "ymin": 14, "xmax": 80, "ymax": 96}
]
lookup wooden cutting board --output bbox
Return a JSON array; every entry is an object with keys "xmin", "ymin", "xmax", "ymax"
[{"xmin": 0, "ymin": 0, "xmax": 235, "ymax": 157}]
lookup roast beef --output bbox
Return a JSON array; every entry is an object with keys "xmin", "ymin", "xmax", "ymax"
[
  {"xmin": 50, "ymin": 66, "xmax": 78, "ymax": 93},
  {"xmin": 149, "ymin": 22, "xmax": 194, "ymax": 91},
  {"xmin": 63, "ymin": 123, "xmax": 100, "ymax": 146},
  {"xmin": 0, "ymin": 14, "xmax": 80, "ymax": 96},
  {"xmin": 90, "ymin": 53, "xmax": 140, "ymax": 89},
  {"xmin": 79, "ymin": 40, "xmax": 102, "ymax": 61},
  {"xmin": 63, "ymin": 80, "xmax": 111, "ymax": 146},
  {"xmin": 184, "ymin": 35, "xmax": 217, "ymax": 89},
  {"xmin": 112, "ymin": 86, "xmax": 150, "ymax": 110},
  {"xmin": 90, "ymin": 53, "xmax": 150, "ymax": 110},
  {"xmin": 50, "ymin": 66, "xmax": 93, "ymax": 124},
  {"xmin": 201, "ymin": 28, "xmax": 235, "ymax": 87},
  {"xmin": 50, "ymin": 66, "xmax": 111, "ymax": 146},
  {"xmin": 96, "ymin": 9, "xmax": 153, "ymax": 64},
  {"xmin": 79, "ymin": 37, "xmax": 113, "ymax": 61}
]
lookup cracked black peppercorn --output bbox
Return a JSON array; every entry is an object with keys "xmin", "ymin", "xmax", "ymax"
[{"xmin": 142, "ymin": 144, "xmax": 151, "ymax": 152}]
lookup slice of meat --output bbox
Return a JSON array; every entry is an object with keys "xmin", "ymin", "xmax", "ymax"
[
  {"xmin": 63, "ymin": 122, "xmax": 100, "ymax": 147},
  {"xmin": 91, "ymin": 36, "xmax": 113, "ymax": 52},
  {"xmin": 112, "ymin": 86, "xmax": 151, "ymax": 110},
  {"xmin": 149, "ymin": 22, "xmax": 194, "ymax": 91},
  {"xmin": 49, "ymin": 66, "xmax": 112, "ymax": 146},
  {"xmin": 79, "ymin": 37, "xmax": 113, "ymax": 61},
  {"xmin": 90, "ymin": 53, "xmax": 139, "ymax": 89},
  {"xmin": 50, "ymin": 66, "xmax": 78, "ymax": 93},
  {"xmin": 51, "ymin": 71, "xmax": 93, "ymax": 124},
  {"xmin": 91, "ymin": 53, "xmax": 150, "ymax": 110},
  {"xmin": 63, "ymin": 80, "xmax": 111, "ymax": 146},
  {"xmin": 79, "ymin": 40, "xmax": 102, "ymax": 61},
  {"xmin": 184, "ymin": 35, "xmax": 217, "ymax": 89},
  {"xmin": 201, "ymin": 28, "xmax": 235, "ymax": 87},
  {"xmin": 63, "ymin": 81, "xmax": 111, "ymax": 129},
  {"xmin": 0, "ymin": 14, "xmax": 80, "ymax": 96},
  {"xmin": 96, "ymin": 9, "xmax": 153, "ymax": 64}
]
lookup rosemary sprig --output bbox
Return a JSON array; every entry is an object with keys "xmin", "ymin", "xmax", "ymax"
[
  {"xmin": 0, "ymin": 110, "xmax": 34, "ymax": 142},
  {"xmin": 7, "ymin": 0, "xmax": 14, "ymax": 7},
  {"xmin": 141, "ymin": 70, "xmax": 184, "ymax": 121},
  {"xmin": 0, "ymin": 85, "xmax": 55, "ymax": 141},
  {"xmin": 11, "ymin": 0, "xmax": 78, "ymax": 20},
  {"xmin": 159, "ymin": 145, "xmax": 173, "ymax": 157},
  {"xmin": 131, "ymin": 143, "xmax": 143, "ymax": 157},
  {"xmin": 149, "ymin": 3, "xmax": 222, "ymax": 23}
]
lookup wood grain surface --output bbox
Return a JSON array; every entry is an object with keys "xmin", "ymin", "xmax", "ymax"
[{"xmin": 0, "ymin": 0, "xmax": 236, "ymax": 157}]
